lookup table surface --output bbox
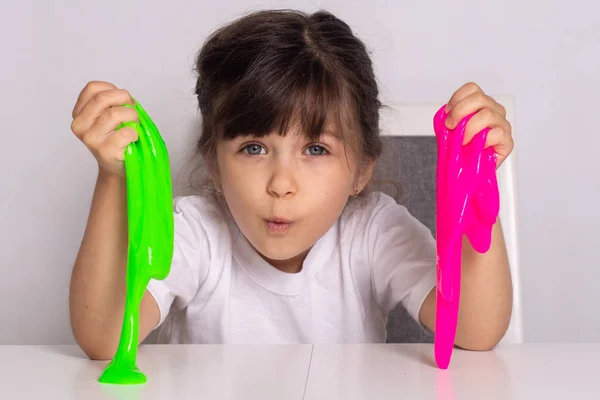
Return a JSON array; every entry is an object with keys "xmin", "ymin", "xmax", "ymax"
[{"xmin": 1, "ymin": 343, "xmax": 598, "ymax": 399}]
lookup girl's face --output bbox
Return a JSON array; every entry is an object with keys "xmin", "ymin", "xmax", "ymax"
[{"xmin": 216, "ymin": 124, "xmax": 367, "ymax": 272}]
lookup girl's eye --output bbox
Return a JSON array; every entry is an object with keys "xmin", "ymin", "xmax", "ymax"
[
  {"xmin": 242, "ymin": 144, "xmax": 266, "ymax": 155},
  {"xmin": 304, "ymin": 145, "xmax": 328, "ymax": 156}
]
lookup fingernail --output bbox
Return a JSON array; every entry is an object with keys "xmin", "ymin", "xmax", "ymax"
[
  {"xmin": 445, "ymin": 116, "xmax": 453, "ymax": 127},
  {"xmin": 444, "ymin": 104, "xmax": 452, "ymax": 114}
]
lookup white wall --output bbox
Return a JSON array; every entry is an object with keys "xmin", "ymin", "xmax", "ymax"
[{"xmin": 1, "ymin": 0, "xmax": 598, "ymax": 344}]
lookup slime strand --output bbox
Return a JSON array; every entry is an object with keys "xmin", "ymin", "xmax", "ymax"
[
  {"xmin": 433, "ymin": 105, "xmax": 499, "ymax": 369},
  {"xmin": 98, "ymin": 100, "xmax": 174, "ymax": 385}
]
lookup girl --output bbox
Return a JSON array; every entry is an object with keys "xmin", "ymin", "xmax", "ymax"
[{"xmin": 69, "ymin": 9, "xmax": 514, "ymax": 360}]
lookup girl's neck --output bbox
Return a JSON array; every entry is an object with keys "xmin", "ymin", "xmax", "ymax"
[{"xmin": 260, "ymin": 248, "xmax": 311, "ymax": 274}]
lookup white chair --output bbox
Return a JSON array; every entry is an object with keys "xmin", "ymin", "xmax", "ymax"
[{"xmin": 378, "ymin": 96, "xmax": 523, "ymax": 344}]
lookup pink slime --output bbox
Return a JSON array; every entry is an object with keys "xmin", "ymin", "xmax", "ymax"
[{"xmin": 433, "ymin": 105, "xmax": 500, "ymax": 369}]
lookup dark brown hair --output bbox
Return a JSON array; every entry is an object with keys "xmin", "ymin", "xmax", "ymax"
[{"xmin": 191, "ymin": 9, "xmax": 382, "ymax": 196}]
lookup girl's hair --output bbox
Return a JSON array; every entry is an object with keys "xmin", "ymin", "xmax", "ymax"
[{"xmin": 189, "ymin": 9, "xmax": 383, "ymax": 197}]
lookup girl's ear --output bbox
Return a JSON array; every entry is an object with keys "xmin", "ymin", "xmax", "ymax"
[{"xmin": 353, "ymin": 160, "xmax": 376, "ymax": 196}]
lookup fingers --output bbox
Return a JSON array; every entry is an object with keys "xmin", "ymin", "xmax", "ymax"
[
  {"xmin": 445, "ymin": 81, "xmax": 482, "ymax": 113},
  {"xmin": 72, "ymin": 81, "xmax": 116, "ymax": 118},
  {"xmin": 485, "ymin": 126, "xmax": 514, "ymax": 160},
  {"xmin": 78, "ymin": 106, "xmax": 139, "ymax": 147},
  {"xmin": 462, "ymin": 108, "xmax": 511, "ymax": 146},
  {"xmin": 103, "ymin": 126, "xmax": 140, "ymax": 161},
  {"xmin": 71, "ymin": 87, "xmax": 135, "ymax": 136},
  {"xmin": 444, "ymin": 82, "xmax": 513, "ymax": 169},
  {"xmin": 446, "ymin": 91, "xmax": 505, "ymax": 129}
]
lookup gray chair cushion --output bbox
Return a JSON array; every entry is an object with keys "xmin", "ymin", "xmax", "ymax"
[{"xmin": 372, "ymin": 136, "xmax": 437, "ymax": 343}]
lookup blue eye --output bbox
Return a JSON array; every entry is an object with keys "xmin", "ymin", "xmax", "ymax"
[
  {"xmin": 243, "ymin": 144, "xmax": 266, "ymax": 155},
  {"xmin": 304, "ymin": 145, "xmax": 327, "ymax": 156}
]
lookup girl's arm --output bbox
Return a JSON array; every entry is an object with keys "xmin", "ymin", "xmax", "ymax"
[
  {"xmin": 69, "ymin": 169, "xmax": 160, "ymax": 360},
  {"xmin": 419, "ymin": 219, "xmax": 513, "ymax": 350}
]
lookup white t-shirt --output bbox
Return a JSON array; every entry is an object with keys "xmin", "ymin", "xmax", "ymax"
[{"xmin": 146, "ymin": 191, "xmax": 436, "ymax": 344}]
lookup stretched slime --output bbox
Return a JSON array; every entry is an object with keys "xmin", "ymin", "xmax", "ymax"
[
  {"xmin": 98, "ymin": 100, "xmax": 174, "ymax": 385},
  {"xmin": 433, "ymin": 105, "xmax": 499, "ymax": 369}
]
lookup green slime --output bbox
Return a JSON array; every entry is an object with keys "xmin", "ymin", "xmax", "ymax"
[{"xmin": 98, "ymin": 100, "xmax": 174, "ymax": 385}]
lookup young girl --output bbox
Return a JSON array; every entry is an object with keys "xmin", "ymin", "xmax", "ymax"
[{"xmin": 69, "ymin": 9, "xmax": 514, "ymax": 360}]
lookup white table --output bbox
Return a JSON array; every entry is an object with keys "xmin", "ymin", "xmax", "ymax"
[
  {"xmin": 305, "ymin": 343, "xmax": 600, "ymax": 399},
  {"xmin": 1, "ymin": 344, "xmax": 598, "ymax": 399},
  {"xmin": 0, "ymin": 344, "xmax": 312, "ymax": 400}
]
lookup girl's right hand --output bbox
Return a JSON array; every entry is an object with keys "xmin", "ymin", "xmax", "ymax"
[{"xmin": 71, "ymin": 81, "xmax": 139, "ymax": 177}]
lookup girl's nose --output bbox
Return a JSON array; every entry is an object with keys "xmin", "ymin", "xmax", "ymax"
[{"xmin": 266, "ymin": 162, "xmax": 297, "ymax": 198}]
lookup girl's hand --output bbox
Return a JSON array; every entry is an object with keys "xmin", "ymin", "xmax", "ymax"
[
  {"xmin": 71, "ymin": 81, "xmax": 139, "ymax": 177},
  {"xmin": 444, "ymin": 82, "xmax": 514, "ymax": 169}
]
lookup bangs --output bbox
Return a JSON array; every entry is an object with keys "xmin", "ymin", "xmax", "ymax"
[{"xmin": 215, "ymin": 56, "xmax": 355, "ymax": 144}]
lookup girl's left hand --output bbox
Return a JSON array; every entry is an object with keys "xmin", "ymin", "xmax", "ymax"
[{"xmin": 444, "ymin": 82, "xmax": 514, "ymax": 169}]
